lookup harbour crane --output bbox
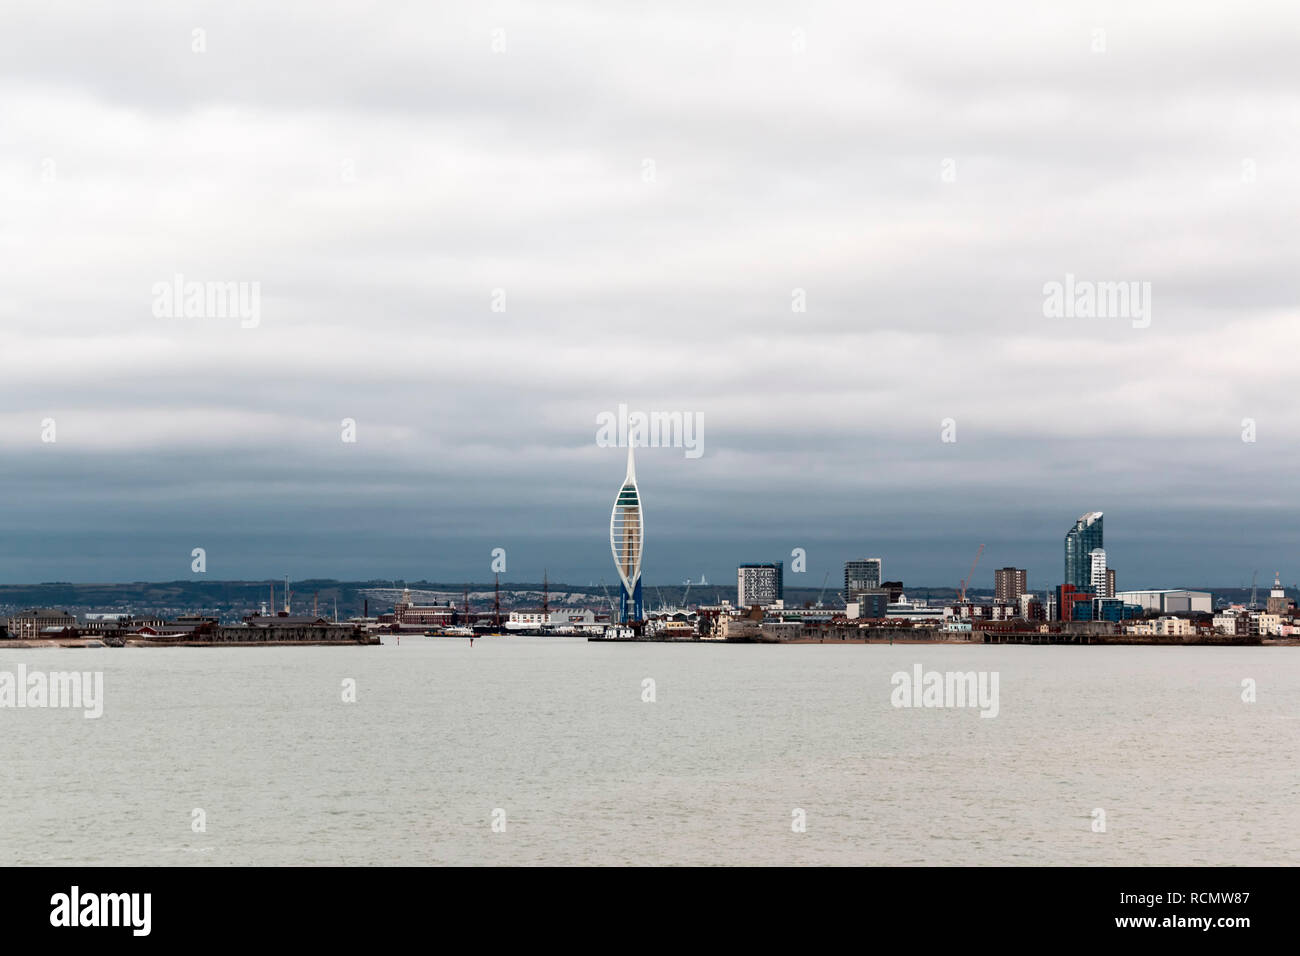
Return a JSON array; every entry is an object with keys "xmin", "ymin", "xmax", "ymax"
[
  {"xmin": 599, "ymin": 579, "xmax": 618, "ymax": 620},
  {"xmin": 958, "ymin": 544, "xmax": 985, "ymax": 603},
  {"xmin": 815, "ymin": 570, "xmax": 830, "ymax": 608},
  {"xmin": 681, "ymin": 579, "xmax": 693, "ymax": 608}
]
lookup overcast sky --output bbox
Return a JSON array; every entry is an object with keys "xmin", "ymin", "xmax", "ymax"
[{"xmin": 1, "ymin": 1, "xmax": 1298, "ymax": 591}]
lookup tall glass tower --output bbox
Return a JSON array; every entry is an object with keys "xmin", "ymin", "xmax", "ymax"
[
  {"xmin": 1064, "ymin": 512, "xmax": 1103, "ymax": 589},
  {"xmin": 609, "ymin": 446, "xmax": 644, "ymax": 622}
]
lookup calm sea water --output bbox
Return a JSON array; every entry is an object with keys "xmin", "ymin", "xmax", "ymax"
[{"xmin": 1, "ymin": 638, "xmax": 1295, "ymax": 866}]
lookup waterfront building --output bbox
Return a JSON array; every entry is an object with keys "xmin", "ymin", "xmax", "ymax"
[
  {"xmin": 1056, "ymin": 584, "xmax": 1095, "ymax": 622},
  {"xmin": 393, "ymin": 588, "xmax": 456, "ymax": 630},
  {"xmin": 1089, "ymin": 549, "xmax": 1110, "ymax": 598},
  {"xmin": 844, "ymin": 559, "xmax": 882, "ymax": 602},
  {"xmin": 989, "ymin": 603, "xmax": 1020, "ymax": 621},
  {"xmin": 1213, "ymin": 611, "xmax": 1250, "ymax": 636},
  {"xmin": 994, "ymin": 568, "xmax": 1028, "ymax": 603},
  {"xmin": 506, "ymin": 608, "xmax": 601, "ymax": 633},
  {"xmin": 1256, "ymin": 613, "xmax": 1283, "ymax": 637},
  {"xmin": 5, "ymin": 608, "xmax": 77, "ymax": 640},
  {"xmin": 882, "ymin": 597, "xmax": 946, "ymax": 623},
  {"xmin": 1091, "ymin": 597, "xmax": 1134, "ymax": 622},
  {"xmin": 609, "ymin": 446, "xmax": 644, "ymax": 622},
  {"xmin": 768, "ymin": 606, "xmax": 836, "ymax": 624},
  {"xmin": 1126, "ymin": 616, "xmax": 1195, "ymax": 637},
  {"xmin": 847, "ymin": 588, "xmax": 890, "ymax": 620},
  {"xmin": 694, "ymin": 607, "xmax": 730, "ymax": 640},
  {"xmin": 1064, "ymin": 511, "xmax": 1103, "ymax": 589},
  {"xmin": 1019, "ymin": 595, "xmax": 1046, "ymax": 621},
  {"xmin": 1266, "ymin": 573, "xmax": 1292, "ymax": 616},
  {"xmin": 214, "ymin": 616, "xmax": 365, "ymax": 643},
  {"xmin": 717, "ymin": 616, "xmax": 764, "ymax": 640},
  {"xmin": 644, "ymin": 617, "xmax": 697, "ymax": 640},
  {"xmin": 737, "ymin": 562, "xmax": 783, "ymax": 606},
  {"xmin": 77, "ymin": 614, "xmax": 168, "ymax": 634},
  {"xmin": 1114, "ymin": 589, "xmax": 1212, "ymax": 615},
  {"xmin": 954, "ymin": 602, "xmax": 991, "ymax": 620}
]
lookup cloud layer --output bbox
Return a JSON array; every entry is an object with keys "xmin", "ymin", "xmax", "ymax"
[{"xmin": 2, "ymin": 1, "xmax": 1298, "ymax": 588}]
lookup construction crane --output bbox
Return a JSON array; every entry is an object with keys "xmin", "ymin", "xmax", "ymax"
[
  {"xmin": 681, "ymin": 578, "xmax": 693, "ymax": 608},
  {"xmin": 1250, "ymin": 570, "xmax": 1259, "ymax": 609},
  {"xmin": 815, "ymin": 570, "xmax": 830, "ymax": 608},
  {"xmin": 599, "ymin": 579, "xmax": 618, "ymax": 620},
  {"xmin": 958, "ymin": 544, "xmax": 985, "ymax": 603}
]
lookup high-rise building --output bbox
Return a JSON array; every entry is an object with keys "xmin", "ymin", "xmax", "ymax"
[
  {"xmin": 1106, "ymin": 568, "xmax": 1116, "ymax": 598},
  {"xmin": 844, "ymin": 559, "xmax": 882, "ymax": 602},
  {"xmin": 1064, "ymin": 511, "xmax": 1103, "ymax": 590},
  {"xmin": 738, "ymin": 563, "xmax": 783, "ymax": 606},
  {"xmin": 995, "ymin": 567, "xmax": 1028, "ymax": 603},
  {"xmin": 1089, "ymin": 548, "xmax": 1110, "ymax": 598},
  {"xmin": 609, "ymin": 446, "xmax": 644, "ymax": 622}
]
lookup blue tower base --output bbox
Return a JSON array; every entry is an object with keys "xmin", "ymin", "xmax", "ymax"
[{"xmin": 619, "ymin": 579, "xmax": 643, "ymax": 623}]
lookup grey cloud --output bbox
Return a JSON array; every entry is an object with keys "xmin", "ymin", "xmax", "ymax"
[{"xmin": 1, "ymin": 0, "xmax": 1298, "ymax": 587}]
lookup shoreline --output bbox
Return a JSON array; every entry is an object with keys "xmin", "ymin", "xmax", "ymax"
[
  {"xmin": 0, "ymin": 638, "xmax": 379, "ymax": 649},
  {"xmin": 2, "ymin": 635, "xmax": 1294, "ymax": 649}
]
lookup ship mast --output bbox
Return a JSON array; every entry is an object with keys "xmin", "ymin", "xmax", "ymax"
[{"xmin": 494, "ymin": 574, "xmax": 501, "ymax": 629}]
